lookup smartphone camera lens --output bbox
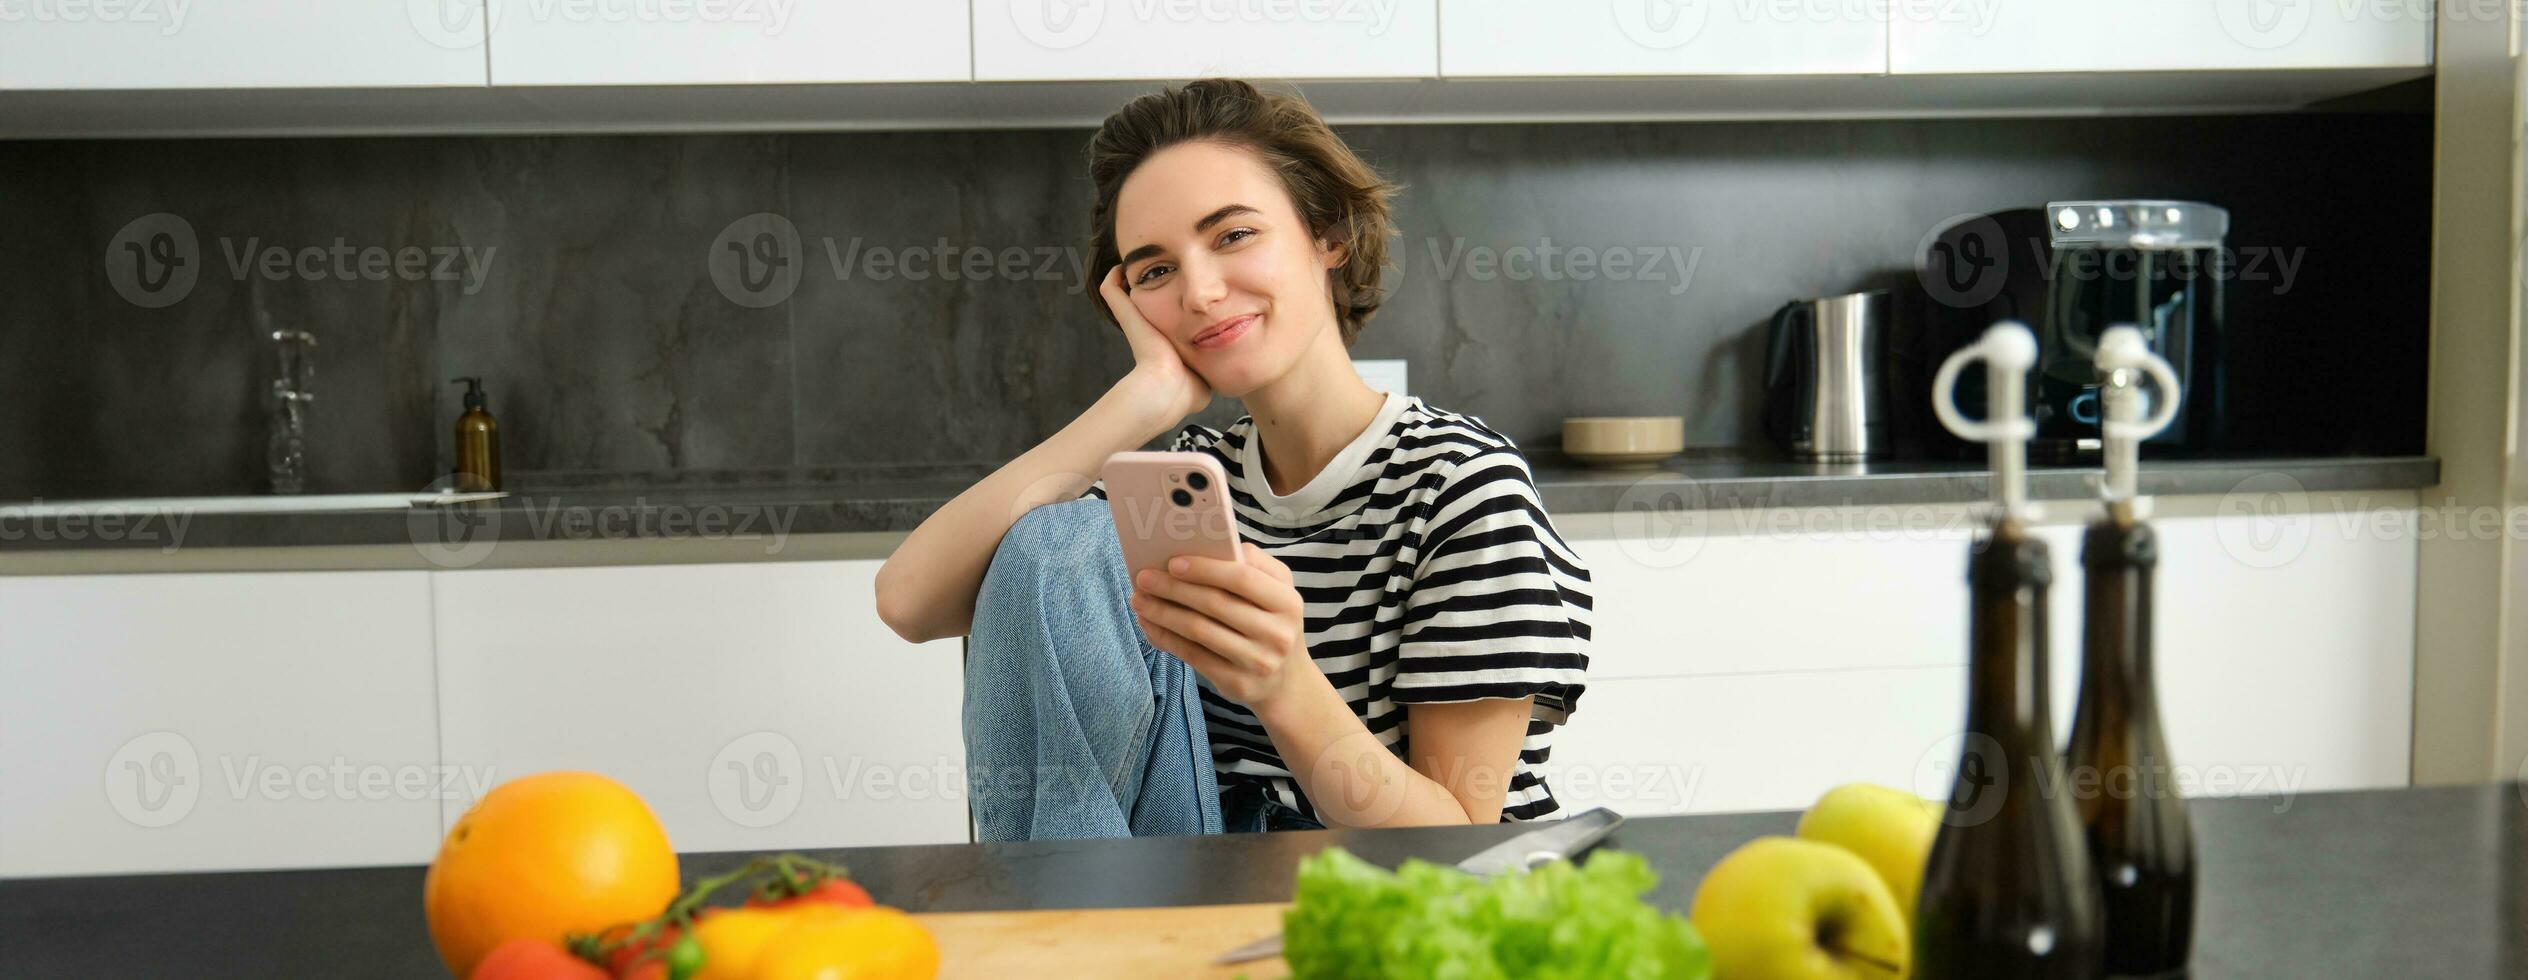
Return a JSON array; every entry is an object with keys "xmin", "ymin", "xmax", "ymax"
[
  {"xmin": 1185, "ymin": 470, "xmax": 1210, "ymax": 491},
  {"xmin": 1170, "ymin": 488, "xmax": 1194, "ymax": 507}
]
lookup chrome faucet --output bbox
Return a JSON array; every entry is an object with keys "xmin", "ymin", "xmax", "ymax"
[{"xmin": 267, "ymin": 329, "xmax": 316, "ymax": 493}]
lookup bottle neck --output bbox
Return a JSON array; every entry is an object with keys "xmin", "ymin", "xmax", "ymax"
[
  {"xmin": 1965, "ymin": 520, "xmax": 2056, "ymax": 746},
  {"xmin": 2080, "ymin": 506, "xmax": 2160, "ymax": 705}
]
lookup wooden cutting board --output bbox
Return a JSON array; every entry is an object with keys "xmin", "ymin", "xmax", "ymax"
[{"xmin": 913, "ymin": 903, "xmax": 1292, "ymax": 979}]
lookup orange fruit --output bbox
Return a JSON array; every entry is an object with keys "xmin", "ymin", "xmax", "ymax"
[{"xmin": 424, "ymin": 771, "xmax": 680, "ymax": 978}]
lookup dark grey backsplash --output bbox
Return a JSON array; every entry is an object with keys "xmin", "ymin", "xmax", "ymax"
[{"xmin": 0, "ymin": 110, "xmax": 2430, "ymax": 499}]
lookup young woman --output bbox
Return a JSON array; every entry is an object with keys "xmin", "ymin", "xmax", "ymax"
[{"xmin": 874, "ymin": 79, "xmax": 1592, "ymax": 840}]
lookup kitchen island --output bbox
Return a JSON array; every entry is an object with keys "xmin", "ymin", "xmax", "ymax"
[{"xmin": 5, "ymin": 782, "xmax": 2521, "ymax": 978}]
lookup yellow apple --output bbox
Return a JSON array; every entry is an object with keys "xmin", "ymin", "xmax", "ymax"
[
  {"xmin": 1795, "ymin": 783, "xmax": 1940, "ymax": 926},
  {"xmin": 1690, "ymin": 836, "xmax": 1910, "ymax": 980}
]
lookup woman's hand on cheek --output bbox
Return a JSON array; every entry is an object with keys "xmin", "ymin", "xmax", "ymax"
[
  {"xmin": 1101, "ymin": 266, "xmax": 1212, "ymax": 423},
  {"xmin": 1129, "ymin": 545, "xmax": 1313, "ymax": 713}
]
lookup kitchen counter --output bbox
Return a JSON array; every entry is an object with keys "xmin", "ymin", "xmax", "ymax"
[
  {"xmin": 4, "ymin": 782, "xmax": 2520, "ymax": 977},
  {"xmin": 0, "ymin": 454, "xmax": 2439, "ymax": 556}
]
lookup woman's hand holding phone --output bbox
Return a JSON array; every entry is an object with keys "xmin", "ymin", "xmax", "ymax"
[
  {"xmin": 1101, "ymin": 266, "xmax": 1212, "ymax": 431},
  {"xmin": 1129, "ymin": 547, "xmax": 1316, "ymax": 713}
]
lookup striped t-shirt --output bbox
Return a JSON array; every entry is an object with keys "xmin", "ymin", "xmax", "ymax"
[{"xmin": 1084, "ymin": 390, "xmax": 1592, "ymax": 823}]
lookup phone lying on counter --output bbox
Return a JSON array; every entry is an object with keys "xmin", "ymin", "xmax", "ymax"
[{"xmin": 1099, "ymin": 450, "xmax": 1244, "ymax": 579}]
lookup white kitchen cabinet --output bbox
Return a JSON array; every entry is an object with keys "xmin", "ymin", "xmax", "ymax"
[
  {"xmin": 1440, "ymin": 0, "xmax": 1884, "ymax": 77},
  {"xmin": 0, "ymin": 1, "xmax": 488, "ymax": 90},
  {"xmin": 1891, "ymin": 1, "xmax": 2433, "ymax": 74},
  {"xmin": 971, "ymin": 0, "xmax": 1438, "ymax": 81},
  {"xmin": 487, "ymin": 2, "xmax": 968, "ymax": 86},
  {"xmin": 429, "ymin": 560, "xmax": 969, "ymax": 854},
  {"xmin": 1541, "ymin": 666, "xmax": 1967, "ymax": 816},
  {"xmin": 0, "ymin": 572, "xmax": 444, "ymax": 876},
  {"xmin": 1560, "ymin": 493, "xmax": 2416, "ymax": 816}
]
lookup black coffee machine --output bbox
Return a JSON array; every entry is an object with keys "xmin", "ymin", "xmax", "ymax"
[{"xmin": 1910, "ymin": 202, "xmax": 2228, "ymax": 462}]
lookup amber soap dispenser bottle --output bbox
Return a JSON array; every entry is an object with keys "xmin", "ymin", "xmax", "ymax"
[{"xmin": 452, "ymin": 376, "xmax": 501, "ymax": 492}]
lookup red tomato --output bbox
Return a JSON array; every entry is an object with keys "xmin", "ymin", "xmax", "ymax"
[
  {"xmin": 745, "ymin": 877, "xmax": 874, "ymax": 911},
  {"xmin": 469, "ymin": 938, "xmax": 610, "ymax": 980}
]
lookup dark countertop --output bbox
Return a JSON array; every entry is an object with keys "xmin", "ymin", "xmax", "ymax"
[
  {"xmin": 4, "ymin": 782, "xmax": 2520, "ymax": 978},
  {"xmin": 0, "ymin": 455, "xmax": 2439, "ymax": 553}
]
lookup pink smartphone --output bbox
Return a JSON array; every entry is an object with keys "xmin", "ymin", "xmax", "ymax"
[{"xmin": 1100, "ymin": 450, "xmax": 1243, "ymax": 579}]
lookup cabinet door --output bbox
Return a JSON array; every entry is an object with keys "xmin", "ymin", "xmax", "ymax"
[
  {"xmin": 487, "ymin": 2, "xmax": 968, "ymax": 86},
  {"xmin": 971, "ymin": 0, "xmax": 1438, "ymax": 81},
  {"xmin": 1892, "ymin": 2, "xmax": 2432, "ymax": 74},
  {"xmin": 1440, "ymin": 0, "xmax": 1884, "ymax": 77},
  {"xmin": 0, "ymin": 1, "xmax": 487, "ymax": 90},
  {"xmin": 1543, "ymin": 668, "xmax": 1965, "ymax": 816},
  {"xmin": 0, "ymin": 572, "xmax": 443, "ymax": 876},
  {"xmin": 431, "ymin": 561, "xmax": 969, "ymax": 853},
  {"xmin": 1565, "ymin": 494, "xmax": 2415, "ymax": 816},
  {"xmin": 2038, "ymin": 506, "xmax": 2416, "ymax": 799}
]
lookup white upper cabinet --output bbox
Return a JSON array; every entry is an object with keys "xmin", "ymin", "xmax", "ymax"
[
  {"xmin": 1891, "ymin": 1, "xmax": 2434, "ymax": 74},
  {"xmin": 971, "ymin": 0, "xmax": 1439, "ymax": 81},
  {"xmin": 485, "ymin": 1, "xmax": 969, "ymax": 86},
  {"xmin": 1440, "ymin": 0, "xmax": 1885, "ymax": 77},
  {"xmin": 0, "ymin": 1, "xmax": 488, "ymax": 90}
]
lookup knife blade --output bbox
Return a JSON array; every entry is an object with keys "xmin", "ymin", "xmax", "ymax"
[{"xmin": 1211, "ymin": 806, "xmax": 1627, "ymax": 966}]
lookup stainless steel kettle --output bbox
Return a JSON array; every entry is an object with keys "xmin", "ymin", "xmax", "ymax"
[{"xmin": 1764, "ymin": 289, "xmax": 1892, "ymax": 461}]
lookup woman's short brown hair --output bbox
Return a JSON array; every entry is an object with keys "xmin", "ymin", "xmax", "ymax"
[{"xmin": 1085, "ymin": 78, "xmax": 1398, "ymax": 348}]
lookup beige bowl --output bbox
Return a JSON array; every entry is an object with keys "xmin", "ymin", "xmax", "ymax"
[{"xmin": 1563, "ymin": 416, "xmax": 1685, "ymax": 469}]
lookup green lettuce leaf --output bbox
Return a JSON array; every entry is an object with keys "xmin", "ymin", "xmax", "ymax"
[{"xmin": 1280, "ymin": 846, "xmax": 1713, "ymax": 980}]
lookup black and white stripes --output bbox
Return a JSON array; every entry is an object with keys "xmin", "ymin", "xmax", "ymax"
[{"xmin": 1084, "ymin": 393, "xmax": 1592, "ymax": 823}]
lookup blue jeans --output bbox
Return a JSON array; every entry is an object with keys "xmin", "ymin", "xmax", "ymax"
[{"xmin": 964, "ymin": 498, "xmax": 1330, "ymax": 841}]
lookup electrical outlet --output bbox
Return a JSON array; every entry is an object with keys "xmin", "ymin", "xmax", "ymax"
[{"xmin": 1355, "ymin": 359, "xmax": 1408, "ymax": 398}]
